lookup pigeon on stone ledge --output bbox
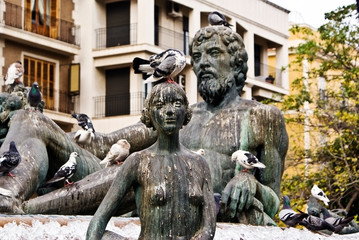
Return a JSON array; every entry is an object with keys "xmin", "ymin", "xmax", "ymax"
[
  {"xmin": 100, "ymin": 139, "xmax": 131, "ymax": 167},
  {"xmin": 279, "ymin": 195, "xmax": 308, "ymax": 228},
  {"xmin": 321, "ymin": 207, "xmax": 354, "ymax": 233},
  {"xmin": 0, "ymin": 141, "xmax": 21, "ymax": 177},
  {"xmin": 231, "ymin": 149, "xmax": 265, "ymax": 172},
  {"xmin": 46, "ymin": 152, "xmax": 78, "ymax": 187},
  {"xmin": 208, "ymin": 11, "xmax": 233, "ymax": 27},
  {"xmin": 298, "ymin": 209, "xmax": 336, "ymax": 233},
  {"xmin": 133, "ymin": 49, "xmax": 186, "ymax": 85}
]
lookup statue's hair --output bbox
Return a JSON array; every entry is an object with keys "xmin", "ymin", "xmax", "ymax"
[
  {"xmin": 141, "ymin": 82, "xmax": 192, "ymax": 130},
  {"xmin": 189, "ymin": 25, "xmax": 248, "ymax": 95}
]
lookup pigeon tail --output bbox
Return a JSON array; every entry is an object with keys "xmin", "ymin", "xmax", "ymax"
[{"xmin": 133, "ymin": 57, "xmax": 151, "ymax": 74}]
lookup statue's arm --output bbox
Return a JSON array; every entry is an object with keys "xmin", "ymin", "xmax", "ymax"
[
  {"xmin": 86, "ymin": 154, "xmax": 139, "ymax": 240},
  {"xmin": 192, "ymin": 159, "xmax": 216, "ymax": 240}
]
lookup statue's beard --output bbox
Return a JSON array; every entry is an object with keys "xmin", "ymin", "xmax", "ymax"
[{"xmin": 198, "ymin": 77, "xmax": 233, "ymax": 106}]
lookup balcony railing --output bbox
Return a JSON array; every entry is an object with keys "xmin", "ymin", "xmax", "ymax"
[
  {"xmin": 93, "ymin": 92, "xmax": 146, "ymax": 118},
  {"xmin": 3, "ymin": 1, "xmax": 80, "ymax": 46},
  {"xmin": 156, "ymin": 26, "xmax": 191, "ymax": 55},
  {"xmin": 36, "ymin": 88, "xmax": 78, "ymax": 114},
  {"xmin": 255, "ymin": 63, "xmax": 283, "ymax": 87},
  {"xmin": 95, "ymin": 24, "xmax": 137, "ymax": 49}
]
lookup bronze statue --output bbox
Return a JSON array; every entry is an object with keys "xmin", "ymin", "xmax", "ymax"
[
  {"xmin": 86, "ymin": 82, "xmax": 216, "ymax": 240},
  {"xmin": 0, "ymin": 25, "xmax": 288, "ymax": 227}
]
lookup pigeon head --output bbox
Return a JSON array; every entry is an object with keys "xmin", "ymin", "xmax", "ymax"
[
  {"xmin": 70, "ymin": 152, "xmax": 79, "ymax": 159},
  {"xmin": 311, "ymin": 184, "xmax": 330, "ymax": 206},
  {"xmin": 117, "ymin": 139, "xmax": 131, "ymax": 150},
  {"xmin": 282, "ymin": 195, "xmax": 292, "ymax": 209},
  {"xmin": 9, "ymin": 141, "xmax": 17, "ymax": 152}
]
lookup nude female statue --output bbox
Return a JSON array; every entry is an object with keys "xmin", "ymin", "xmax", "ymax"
[{"xmin": 86, "ymin": 82, "xmax": 216, "ymax": 240}]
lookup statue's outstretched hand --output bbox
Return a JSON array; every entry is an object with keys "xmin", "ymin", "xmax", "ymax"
[{"xmin": 220, "ymin": 172, "xmax": 257, "ymax": 219}]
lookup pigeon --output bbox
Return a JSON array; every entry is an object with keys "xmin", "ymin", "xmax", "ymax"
[
  {"xmin": 208, "ymin": 11, "xmax": 233, "ymax": 27},
  {"xmin": 193, "ymin": 149, "xmax": 205, "ymax": 156},
  {"xmin": 100, "ymin": 139, "xmax": 131, "ymax": 167},
  {"xmin": 72, "ymin": 113, "xmax": 95, "ymax": 133},
  {"xmin": 4, "ymin": 61, "xmax": 24, "ymax": 85},
  {"xmin": 311, "ymin": 184, "xmax": 330, "ymax": 206},
  {"xmin": 298, "ymin": 209, "xmax": 336, "ymax": 232},
  {"xmin": 74, "ymin": 128, "xmax": 95, "ymax": 146},
  {"xmin": 214, "ymin": 193, "xmax": 221, "ymax": 216},
  {"xmin": 279, "ymin": 196, "xmax": 308, "ymax": 228},
  {"xmin": 27, "ymin": 82, "xmax": 42, "ymax": 110},
  {"xmin": 0, "ymin": 141, "xmax": 21, "ymax": 177},
  {"xmin": 231, "ymin": 149, "xmax": 265, "ymax": 172},
  {"xmin": 132, "ymin": 49, "xmax": 186, "ymax": 85},
  {"xmin": 46, "ymin": 152, "xmax": 78, "ymax": 186},
  {"xmin": 321, "ymin": 207, "xmax": 354, "ymax": 233}
]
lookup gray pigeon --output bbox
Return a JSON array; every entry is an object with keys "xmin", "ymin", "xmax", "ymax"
[
  {"xmin": 0, "ymin": 141, "xmax": 21, "ymax": 177},
  {"xmin": 208, "ymin": 11, "xmax": 232, "ymax": 27},
  {"xmin": 279, "ymin": 196, "xmax": 308, "ymax": 228},
  {"xmin": 27, "ymin": 82, "xmax": 42, "ymax": 110},
  {"xmin": 298, "ymin": 209, "xmax": 336, "ymax": 232},
  {"xmin": 133, "ymin": 49, "xmax": 186, "ymax": 85},
  {"xmin": 321, "ymin": 207, "xmax": 354, "ymax": 233},
  {"xmin": 4, "ymin": 61, "xmax": 24, "ymax": 85}
]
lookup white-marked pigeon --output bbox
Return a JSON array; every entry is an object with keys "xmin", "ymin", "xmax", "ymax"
[
  {"xmin": 72, "ymin": 113, "xmax": 95, "ymax": 133},
  {"xmin": 311, "ymin": 184, "xmax": 330, "ymax": 206},
  {"xmin": 74, "ymin": 128, "xmax": 95, "ymax": 146},
  {"xmin": 4, "ymin": 61, "xmax": 24, "ymax": 85},
  {"xmin": 46, "ymin": 152, "xmax": 78, "ymax": 186},
  {"xmin": 193, "ymin": 149, "xmax": 205, "ymax": 156},
  {"xmin": 0, "ymin": 141, "xmax": 21, "ymax": 177},
  {"xmin": 279, "ymin": 195, "xmax": 308, "ymax": 228},
  {"xmin": 132, "ymin": 49, "xmax": 186, "ymax": 85},
  {"xmin": 208, "ymin": 11, "xmax": 233, "ymax": 27},
  {"xmin": 27, "ymin": 82, "xmax": 42, "ymax": 110},
  {"xmin": 231, "ymin": 149, "xmax": 265, "ymax": 172},
  {"xmin": 298, "ymin": 209, "xmax": 336, "ymax": 232},
  {"xmin": 100, "ymin": 139, "xmax": 130, "ymax": 167},
  {"xmin": 321, "ymin": 207, "xmax": 354, "ymax": 233}
]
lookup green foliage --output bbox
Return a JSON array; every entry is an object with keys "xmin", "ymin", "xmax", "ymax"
[{"xmin": 281, "ymin": 4, "xmax": 359, "ymax": 213}]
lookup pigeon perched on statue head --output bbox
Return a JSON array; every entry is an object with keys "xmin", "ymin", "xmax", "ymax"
[
  {"xmin": 132, "ymin": 49, "xmax": 186, "ymax": 85},
  {"xmin": 231, "ymin": 149, "xmax": 265, "ymax": 172},
  {"xmin": 321, "ymin": 206, "xmax": 354, "ymax": 233},
  {"xmin": 208, "ymin": 11, "xmax": 233, "ymax": 27},
  {"xmin": 46, "ymin": 152, "xmax": 78, "ymax": 187},
  {"xmin": 311, "ymin": 184, "xmax": 330, "ymax": 206},
  {"xmin": 4, "ymin": 61, "xmax": 24, "ymax": 86},
  {"xmin": 72, "ymin": 113, "xmax": 95, "ymax": 133},
  {"xmin": 0, "ymin": 141, "xmax": 21, "ymax": 177},
  {"xmin": 27, "ymin": 82, "xmax": 42, "ymax": 111},
  {"xmin": 279, "ymin": 195, "xmax": 308, "ymax": 228},
  {"xmin": 100, "ymin": 139, "xmax": 131, "ymax": 167}
]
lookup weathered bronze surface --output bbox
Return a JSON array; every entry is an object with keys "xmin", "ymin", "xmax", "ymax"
[{"xmin": 0, "ymin": 25, "xmax": 288, "ymax": 228}]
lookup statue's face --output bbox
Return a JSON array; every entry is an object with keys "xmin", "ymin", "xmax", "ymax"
[
  {"xmin": 150, "ymin": 88, "xmax": 186, "ymax": 135},
  {"xmin": 191, "ymin": 35, "xmax": 235, "ymax": 105}
]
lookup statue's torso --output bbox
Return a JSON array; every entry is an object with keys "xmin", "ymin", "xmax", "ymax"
[{"xmin": 180, "ymin": 98, "xmax": 266, "ymax": 192}]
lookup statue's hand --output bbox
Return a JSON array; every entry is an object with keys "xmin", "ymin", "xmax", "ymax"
[{"xmin": 220, "ymin": 172, "xmax": 257, "ymax": 219}]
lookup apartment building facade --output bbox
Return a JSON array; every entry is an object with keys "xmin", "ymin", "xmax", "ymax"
[{"xmin": 0, "ymin": 0, "xmax": 290, "ymax": 133}]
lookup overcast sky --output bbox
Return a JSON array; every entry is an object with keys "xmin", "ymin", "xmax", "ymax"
[{"xmin": 269, "ymin": 0, "xmax": 356, "ymax": 28}]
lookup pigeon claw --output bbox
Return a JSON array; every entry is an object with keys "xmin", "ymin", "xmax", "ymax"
[
  {"xmin": 241, "ymin": 169, "xmax": 248, "ymax": 172},
  {"xmin": 116, "ymin": 161, "xmax": 123, "ymax": 165},
  {"xmin": 8, "ymin": 172, "xmax": 15, "ymax": 177},
  {"xmin": 64, "ymin": 180, "xmax": 74, "ymax": 187}
]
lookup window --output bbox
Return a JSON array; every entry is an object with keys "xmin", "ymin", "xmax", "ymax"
[
  {"xmin": 23, "ymin": 56, "xmax": 55, "ymax": 110},
  {"xmin": 25, "ymin": 0, "xmax": 58, "ymax": 38}
]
